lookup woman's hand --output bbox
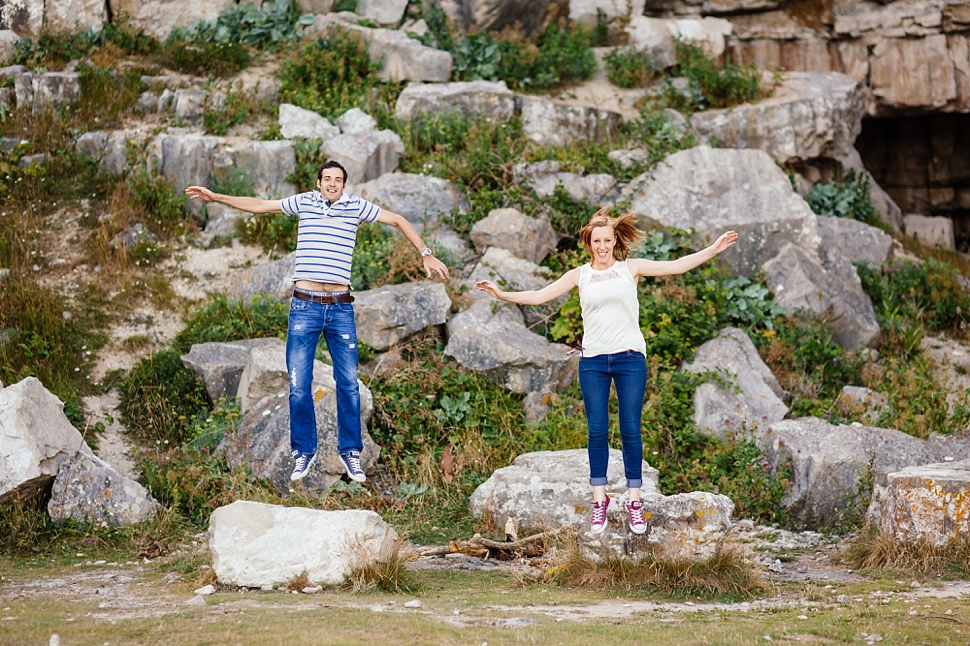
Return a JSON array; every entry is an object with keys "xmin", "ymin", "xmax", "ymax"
[
  {"xmin": 185, "ymin": 186, "xmax": 216, "ymax": 202},
  {"xmin": 711, "ymin": 231, "xmax": 739, "ymax": 255},
  {"xmin": 475, "ymin": 280, "xmax": 504, "ymax": 300}
]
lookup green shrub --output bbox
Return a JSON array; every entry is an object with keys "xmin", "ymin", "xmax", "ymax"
[
  {"xmin": 806, "ymin": 170, "xmax": 880, "ymax": 225},
  {"xmin": 665, "ymin": 41, "xmax": 761, "ymax": 111},
  {"xmin": 859, "ymin": 258, "xmax": 970, "ymax": 336},
  {"xmin": 241, "ymin": 211, "xmax": 299, "ymax": 252},
  {"xmin": 0, "ymin": 273, "xmax": 103, "ymax": 425},
  {"xmin": 278, "ymin": 26, "xmax": 380, "ymax": 120},
  {"xmin": 12, "ymin": 19, "xmax": 154, "ymax": 70},
  {"xmin": 127, "ymin": 168, "xmax": 189, "ymax": 237},
  {"xmin": 118, "ymin": 349, "xmax": 210, "ymax": 444},
  {"xmin": 605, "ymin": 48, "xmax": 657, "ymax": 89},
  {"xmin": 174, "ymin": 294, "xmax": 288, "ymax": 351},
  {"xmin": 76, "ymin": 64, "xmax": 147, "ymax": 127},
  {"xmin": 203, "ymin": 84, "xmax": 260, "ymax": 135},
  {"xmin": 405, "ymin": 111, "xmax": 473, "ymax": 155}
]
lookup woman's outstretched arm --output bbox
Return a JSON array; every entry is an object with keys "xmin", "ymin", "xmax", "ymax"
[
  {"xmin": 475, "ymin": 267, "xmax": 581, "ymax": 306},
  {"xmin": 629, "ymin": 231, "xmax": 738, "ymax": 278}
]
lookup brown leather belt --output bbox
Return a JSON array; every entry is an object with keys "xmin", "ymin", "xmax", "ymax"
[{"xmin": 293, "ymin": 290, "xmax": 355, "ymax": 305}]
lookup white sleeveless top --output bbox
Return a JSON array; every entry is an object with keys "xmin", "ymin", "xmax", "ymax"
[{"xmin": 578, "ymin": 260, "xmax": 646, "ymax": 357}]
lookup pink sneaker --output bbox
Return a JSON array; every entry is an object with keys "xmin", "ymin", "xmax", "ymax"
[
  {"xmin": 626, "ymin": 499, "xmax": 646, "ymax": 534},
  {"xmin": 590, "ymin": 498, "xmax": 610, "ymax": 533}
]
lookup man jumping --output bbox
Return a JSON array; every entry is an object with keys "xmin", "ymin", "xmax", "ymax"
[{"xmin": 186, "ymin": 160, "xmax": 449, "ymax": 482}]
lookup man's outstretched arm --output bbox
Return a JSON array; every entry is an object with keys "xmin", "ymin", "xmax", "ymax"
[
  {"xmin": 185, "ymin": 186, "xmax": 284, "ymax": 214},
  {"xmin": 376, "ymin": 210, "xmax": 450, "ymax": 280}
]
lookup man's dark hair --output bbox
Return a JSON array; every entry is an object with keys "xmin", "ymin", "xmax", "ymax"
[{"xmin": 318, "ymin": 160, "xmax": 348, "ymax": 183}]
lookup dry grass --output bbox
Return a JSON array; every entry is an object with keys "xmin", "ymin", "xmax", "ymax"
[
  {"xmin": 284, "ymin": 570, "xmax": 310, "ymax": 592},
  {"xmin": 343, "ymin": 550, "xmax": 416, "ymax": 593},
  {"xmin": 550, "ymin": 540, "xmax": 769, "ymax": 600},
  {"xmin": 846, "ymin": 526, "xmax": 970, "ymax": 579}
]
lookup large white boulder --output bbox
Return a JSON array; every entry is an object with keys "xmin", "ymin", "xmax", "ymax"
[
  {"xmin": 353, "ymin": 281, "xmax": 452, "ymax": 351},
  {"xmin": 225, "ymin": 253, "xmax": 296, "ymax": 302},
  {"xmin": 181, "ymin": 338, "xmax": 283, "ymax": 403},
  {"xmin": 761, "ymin": 417, "xmax": 943, "ymax": 529},
  {"xmin": 690, "ymin": 72, "xmax": 867, "ymax": 165},
  {"xmin": 209, "ymin": 501, "xmax": 400, "ymax": 587},
  {"xmin": 14, "ymin": 72, "xmax": 81, "ymax": 113},
  {"xmin": 622, "ymin": 146, "xmax": 821, "ymax": 277},
  {"xmin": 319, "ymin": 130, "xmax": 404, "ymax": 184},
  {"xmin": 355, "ymin": 0, "xmax": 408, "ymax": 25},
  {"xmin": 762, "ymin": 243, "xmax": 880, "ymax": 350},
  {"xmin": 349, "ymin": 172, "xmax": 461, "ymax": 226},
  {"xmin": 867, "ymin": 460, "xmax": 970, "ymax": 547},
  {"xmin": 816, "ymin": 215, "xmax": 894, "ymax": 284},
  {"xmin": 517, "ymin": 95, "xmax": 622, "ymax": 148},
  {"xmin": 625, "ymin": 15, "xmax": 733, "ymax": 68},
  {"xmin": 108, "ymin": 0, "xmax": 235, "ymax": 39},
  {"xmin": 395, "ymin": 80, "xmax": 516, "ymax": 123},
  {"xmin": 579, "ymin": 491, "xmax": 735, "ymax": 563},
  {"xmin": 0, "ymin": 377, "xmax": 88, "ymax": 504},
  {"xmin": 469, "ymin": 449, "xmax": 660, "ymax": 532},
  {"xmin": 682, "ymin": 327, "xmax": 788, "ymax": 437},
  {"xmin": 470, "ymin": 208, "xmax": 559, "ymax": 265},
  {"xmin": 444, "ymin": 300, "xmax": 577, "ymax": 395},
  {"xmin": 278, "ymin": 103, "xmax": 340, "ymax": 141}
]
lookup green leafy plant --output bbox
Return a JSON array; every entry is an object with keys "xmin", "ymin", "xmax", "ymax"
[
  {"xmin": 168, "ymin": 0, "xmax": 316, "ymax": 49},
  {"xmin": 155, "ymin": 39, "xmax": 251, "ymax": 77},
  {"xmin": 806, "ymin": 170, "xmax": 880, "ymax": 225},
  {"xmin": 278, "ymin": 26, "xmax": 381, "ymax": 120},
  {"xmin": 126, "ymin": 167, "xmax": 189, "ymax": 237},
  {"xmin": 859, "ymin": 258, "xmax": 970, "ymax": 336},
  {"xmin": 664, "ymin": 41, "xmax": 761, "ymax": 111}
]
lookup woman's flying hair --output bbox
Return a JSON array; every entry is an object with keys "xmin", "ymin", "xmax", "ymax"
[{"xmin": 579, "ymin": 208, "xmax": 645, "ymax": 261}]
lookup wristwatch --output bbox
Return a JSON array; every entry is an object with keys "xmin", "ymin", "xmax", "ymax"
[{"xmin": 421, "ymin": 247, "xmax": 434, "ymax": 258}]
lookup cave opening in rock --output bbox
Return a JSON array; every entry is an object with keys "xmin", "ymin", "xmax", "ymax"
[{"xmin": 856, "ymin": 113, "xmax": 970, "ymax": 250}]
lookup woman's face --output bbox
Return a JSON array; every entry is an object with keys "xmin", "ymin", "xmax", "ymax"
[{"xmin": 589, "ymin": 225, "xmax": 616, "ymax": 264}]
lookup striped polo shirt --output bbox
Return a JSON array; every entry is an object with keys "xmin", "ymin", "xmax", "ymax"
[{"xmin": 280, "ymin": 191, "xmax": 381, "ymax": 286}]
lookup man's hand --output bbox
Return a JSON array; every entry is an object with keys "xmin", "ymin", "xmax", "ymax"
[
  {"xmin": 423, "ymin": 254, "xmax": 450, "ymax": 280},
  {"xmin": 186, "ymin": 186, "xmax": 216, "ymax": 202}
]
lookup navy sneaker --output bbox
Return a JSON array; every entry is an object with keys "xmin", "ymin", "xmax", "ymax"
[
  {"xmin": 290, "ymin": 452, "xmax": 317, "ymax": 481},
  {"xmin": 339, "ymin": 451, "xmax": 366, "ymax": 483}
]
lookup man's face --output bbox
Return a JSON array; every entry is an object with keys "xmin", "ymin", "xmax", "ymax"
[{"xmin": 317, "ymin": 169, "xmax": 345, "ymax": 202}]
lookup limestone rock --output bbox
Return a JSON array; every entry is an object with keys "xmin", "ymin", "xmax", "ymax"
[
  {"xmin": 226, "ymin": 343, "xmax": 377, "ymax": 495},
  {"xmin": 173, "ymin": 88, "xmax": 205, "ymax": 122},
  {"xmin": 319, "ymin": 130, "xmax": 404, "ymax": 184},
  {"xmin": 682, "ymin": 327, "xmax": 788, "ymax": 437},
  {"xmin": 869, "ymin": 35, "xmax": 957, "ymax": 112},
  {"xmin": 761, "ymin": 417, "xmax": 943, "ymax": 529},
  {"xmin": 295, "ymin": 0, "xmax": 334, "ymax": 12},
  {"xmin": 517, "ymin": 95, "xmax": 621, "ymax": 148},
  {"xmin": 147, "ymin": 133, "xmax": 221, "ymax": 193},
  {"xmin": 225, "ymin": 253, "xmax": 295, "ymax": 302},
  {"xmin": 816, "ymin": 215, "xmax": 894, "ymax": 284},
  {"xmin": 702, "ymin": 0, "xmax": 783, "ymax": 15},
  {"xmin": 110, "ymin": 223, "xmax": 155, "ymax": 251},
  {"xmin": 14, "ymin": 72, "xmax": 80, "ymax": 113},
  {"xmin": 75, "ymin": 130, "xmax": 135, "ymax": 176},
  {"xmin": 762, "ymin": 243, "xmax": 881, "ymax": 350},
  {"xmin": 514, "ymin": 161, "xmax": 619, "ymax": 206},
  {"xmin": 469, "ymin": 449, "xmax": 660, "ymax": 532},
  {"xmin": 903, "ymin": 214, "xmax": 956, "ymax": 250},
  {"xmin": 308, "ymin": 17, "xmax": 452, "ymax": 83},
  {"xmin": 836, "ymin": 148, "xmax": 903, "ymax": 232},
  {"xmin": 0, "ymin": 1, "xmax": 42, "ymax": 35},
  {"xmin": 108, "ymin": 0, "xmax": 235, "ymax": 39},
  {"xmin": 335, "ymin": 108, "xmax": 377, "ymax": 135},
  {"xmin": 444, "ymin": 299, "xmax": 577, "ymax": 395},
  {"xmin": 350, "ymin": 172, "xmax": 460, "ymax": 226},
  {"xmin": 47, "ymin": 452, "xmax": 159, "ymax": 526},
  {"xmin": 465, "ymin": 247, "xmax": 553, "ymax": 295},
  {"xmin": 623, "ymin": 146, "xmax": 821, "ymax": 277},
  {"xmin": 0, "ymin": 30, "xmax": 18, "ymax": 65},
  {"xmin": 867, "ymin": 460, "xmax": 970, "ymax": 547},
  {"xmin": 625, "ymin": 15, "xmax": 733, "ymax": 68},
  {"xmin": 234, "ymin": 140, "xmax": 298, "ymax": 199},
  {"xmin": 569, "ymin": 0, "xmax": 647, "ymax": 24},
  {"xmin": 579, "ymin": 491, "xmax": 735, "ymax": 563},
  {"xmin": 690, "ymin": 72, "xmax": 867, "ymax": 165},
  {"xmin": 356, "ymin": 0, "xmax": 408, "ymax": 25},
  {"xmin": 209, "ymin": 501, "xmax": 400, "ymax": 587},
  {"xmin": 17, "ymin": 153, "xmax": 44, "ymax": 169},
  {"xmin": 278, "ymin": 103, "xmax": 340, "ymax": 141},
  {"xmin": 353, "ymin": 281, "xmax": 452, "ymax": 351},
  {"xmin": 204, "ymin": 202, "xmax": 246, "ymax": 237},
  {"xmin": 395, "ymin": 80, "xmax": 516, "ymax": 123},
  {"xmin": 181, "ymin": 338, "xmax": 282, "ymax": 403},
  {"xmin": 0, "ymin": 377, "xmax": 88, "ymax": 504},
  {"xmin": 470, "ymin": 208, "xmax": 558, "ymax": 265},
  {"xmin": 834, "ymin": 0, "xmax": 946, "ymax": 38}
]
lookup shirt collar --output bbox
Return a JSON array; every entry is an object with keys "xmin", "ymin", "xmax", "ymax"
[{"xmin": 316, "ymin": 191, "xmax": 352, "ymax": 207}]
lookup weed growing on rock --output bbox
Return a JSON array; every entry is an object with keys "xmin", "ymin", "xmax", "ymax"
[
  {"xmin": 846, "ymin": 526, "xmax": 970, "ymax": 580},
  {"xmin": 663, "ymin": 41, "xmax": 761, "ymax": 112},
  {"xmin": 605, "ymin": 48, "xmax": 658, "ymax": 89},
  {"xmin": 806, "ymin": 170, "xmax": 880, "ymax": 225}
]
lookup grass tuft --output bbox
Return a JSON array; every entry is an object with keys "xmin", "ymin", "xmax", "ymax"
[
  {"xmin": 342, "ymin": 549, "xmax": 417, "ymax": 593},
  {"xmin": 551, "ymin": 541, "xmax": 768, "ymax": 600},
  {"xmin": 845, "ymin": 525, "xmax": 970, "ymax": 580}
]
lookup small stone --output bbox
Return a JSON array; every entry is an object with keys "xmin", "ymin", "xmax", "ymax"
[
  {"xmin": 452, "ymin": 609, "xmax": 460, "ymax": 615},
  {"xmin": 261, "ymin": 584, "xmax": 274, "ymax": 591},
  {"xmin": 797, "ymin": 615, "xmax": 808, "ymax": 619},
  {"xmin": 302, "ymin": 586, "xmax": 322, "ymax": 594},
  {"xmin": 49, "ymin": 636, "xmax": 60, "ymax": 646},
  {"xmin": 946, "ymin": 609, "xmax": 954, "ymax": 615},
  {"xmin": 837, "ymin": 595, "xmax": 849, "ymax": 603},
  {"xmin": 404, "ymin": 599, "xmax": 422, "ymax": 608},
  {"xmin": 866, "ymin": 635, "xmax": 883, "ymax": 644},
  {"xmin": 193, "ymin": 584, "xmax": 216, "ymax": 595},
  {"xmin": 185, "ymin": 595, "xmax": 206, "ymax": 606}
]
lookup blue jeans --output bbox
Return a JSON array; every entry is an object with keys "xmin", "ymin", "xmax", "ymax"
[
  {"xmin": 286, "ymin": 297, "xmax": 362, "ymax": 456},
  {"xmin": 578, "ymin": 351, "xmax": 647, "ymax": 489}
]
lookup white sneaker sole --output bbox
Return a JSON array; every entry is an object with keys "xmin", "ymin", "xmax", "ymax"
[
  {"xmin": 341, "ymin": 456, "xmax": 367, "ymax": 483},
  {"xmin": 629, "ymin": 524, "xmax": 647, "ymax": 535}
]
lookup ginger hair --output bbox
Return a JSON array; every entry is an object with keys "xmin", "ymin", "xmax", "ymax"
[{"xmin": 579, "ymin": 209, "xmax": 644, "ymax": 261}]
